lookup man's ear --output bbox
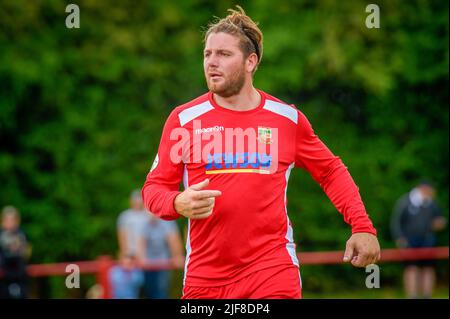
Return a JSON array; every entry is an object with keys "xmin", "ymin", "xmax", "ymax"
[{"xmin": 246, "ymin": 53, "xmax": 258, "ymax": 73}]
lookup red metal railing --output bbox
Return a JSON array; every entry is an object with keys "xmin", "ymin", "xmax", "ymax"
[
  {"xmin": 3, "ymin": 246, "xmax": 448, "ymax": 298},
  {"xmin": 297, "ymin": 246, "xmax": 449, "ymax": 264}
]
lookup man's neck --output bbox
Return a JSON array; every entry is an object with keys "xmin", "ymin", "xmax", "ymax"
[{"xmin": 213, "ymin": 85, "xmax": 261, "ymax": 111}]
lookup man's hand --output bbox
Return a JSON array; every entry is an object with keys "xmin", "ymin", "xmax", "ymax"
[
  {"xmin": 432, "ymin": 216, "xmax": 446, "ymax": 231},
  {"xmin": 343, "ymin": 233, "xmax": 381, "ymax": 267},
  {"xmin": 174, "ymin": 179, "xmax": 222, "ymax": 219}
]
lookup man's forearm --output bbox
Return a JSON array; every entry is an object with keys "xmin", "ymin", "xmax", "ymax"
[
  {"xmin": 320, "ymin": 159, "xmax": 376, "ymax": 235},
  {"xmin": 141, "ymin": 183, "xmax": 181, "ymax": 220}
]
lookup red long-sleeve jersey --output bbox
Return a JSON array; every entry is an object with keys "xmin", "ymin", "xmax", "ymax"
[{"xmin": 142, "ymin": 90, "xmax": 376, "ymax": 287}]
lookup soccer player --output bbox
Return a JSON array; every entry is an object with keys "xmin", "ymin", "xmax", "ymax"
[{"xmin": 142, "ymin": 6, "xmax": 380, "ymax": 299}]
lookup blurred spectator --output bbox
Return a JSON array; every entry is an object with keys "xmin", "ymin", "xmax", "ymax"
[
  {"xmin": 117, "ymin": 189, "xmax": 151, "ymax": 257},
  {"xmin": 391, "ymin": 180, "xmax": 447, "ymax": 298},
  {"xmin": 0, "ymin": 206, "xmax": 31, "ymax": 299},
  {"xmin": 109, "ymin": 254, "xmax": 144, "ymax": 299},
  {"xmin": 137, "ymin": 214, "xmax": 184, "ymax": 299}
]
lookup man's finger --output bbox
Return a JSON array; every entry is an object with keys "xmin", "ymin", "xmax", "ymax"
[
  {"xmin": 192, "ymin": 206, "xmax": 214, "ymax": 215},
  {"xmin": 343, "ymin": 243, "xmax": 354, "ymax": 262},
  {"xmin": 352, "ymin": 253, "xmax": 370, "ymax": 267},
  {"xmin": 190, "ymin": 211, "xmax": 213, "ymax": 219},
  {"xmin": 372, "ymin": 252, "xmax": 380, "ymax": 265},
  {"xmin": 351, "ymin": 256, "xmax": 364, "ymax": 267},
  {"xmin": 372, "ymin": 256, "xmax": 378, "ymax": 265},
  {"xmin": 189, "ymin": 179, "xmax": 210, "ymax": 191},
  {"xmin": 192, "ymin": 198, "xmax": 214, "ymax": 209},
  {"xmin": 351, "ymin": 255, "xmax": 368, "ymax": 268},
  {"xmin": 367, "ymin": 254, "xmax": 376, "ymax": 266},
  {"xmin": 193, "ymin": 190, "xmax": 222, "ymax": 199}
]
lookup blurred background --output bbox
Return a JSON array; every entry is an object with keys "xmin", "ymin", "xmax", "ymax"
[{"xmin": 0, "ymin": 0, "xmax": 448, "ymax": 298}]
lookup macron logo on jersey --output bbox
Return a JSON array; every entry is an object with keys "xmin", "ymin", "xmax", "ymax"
[{"xmin": 194, "ymin": 125, "xmax": 225, "ymax": 135}]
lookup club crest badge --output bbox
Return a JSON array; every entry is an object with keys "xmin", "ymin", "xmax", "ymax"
[{"xmin": 258, "ymin": 126, "xmax": 272, "ymax": 144}]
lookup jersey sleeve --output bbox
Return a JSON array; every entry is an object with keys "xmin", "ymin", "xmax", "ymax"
[
  {"xmin": 142, "ymin": 109, "xmax": 184, "ymax": 220},
  {"xmin": 295, "ymin": 110, "xmax": 377, "ymax": 236}
]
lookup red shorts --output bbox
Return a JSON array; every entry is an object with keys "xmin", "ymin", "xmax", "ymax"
[{"xmin": 182, "ymin": 265, "xmax": 302, "ymax": 299}]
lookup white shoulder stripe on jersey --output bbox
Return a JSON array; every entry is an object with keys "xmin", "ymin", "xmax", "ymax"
[
  {"xmin": 178, "ymin": 101, "xmax": 214, "ymax": 126},
  {"xmin": 263, "ymin": 99, "xmax": 298, "ymax": 124}
]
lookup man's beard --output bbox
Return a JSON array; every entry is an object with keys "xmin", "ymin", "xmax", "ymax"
[{"xmin": 207, "ymin": 66, "xmax": 246, "ymax": 98}]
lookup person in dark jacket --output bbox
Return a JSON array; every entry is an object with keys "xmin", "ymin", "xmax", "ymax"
[
  {"xmin": 391, "ymin": 180, "xmax": 446, "ymax": 298},
  {"xmin": 0, "ymin": 206, "xmax": 31, "ymax": 299}
]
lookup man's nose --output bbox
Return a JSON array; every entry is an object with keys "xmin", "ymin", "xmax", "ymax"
[{"xmin": 206, "ymin": 54, "xmax": 219, "ymax": 68}]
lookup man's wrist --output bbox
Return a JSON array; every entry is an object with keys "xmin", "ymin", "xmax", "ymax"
[
  {"xmin": 173, "ymin": 192, "xmax": 181, "ymax": 214},
  {"xmin": 351, "ymin": 228, "xmax": 377, "ymax": 236},
  {"xmin": 168, "ymin": 191, "xmax": 183, "ymax": 219}
]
